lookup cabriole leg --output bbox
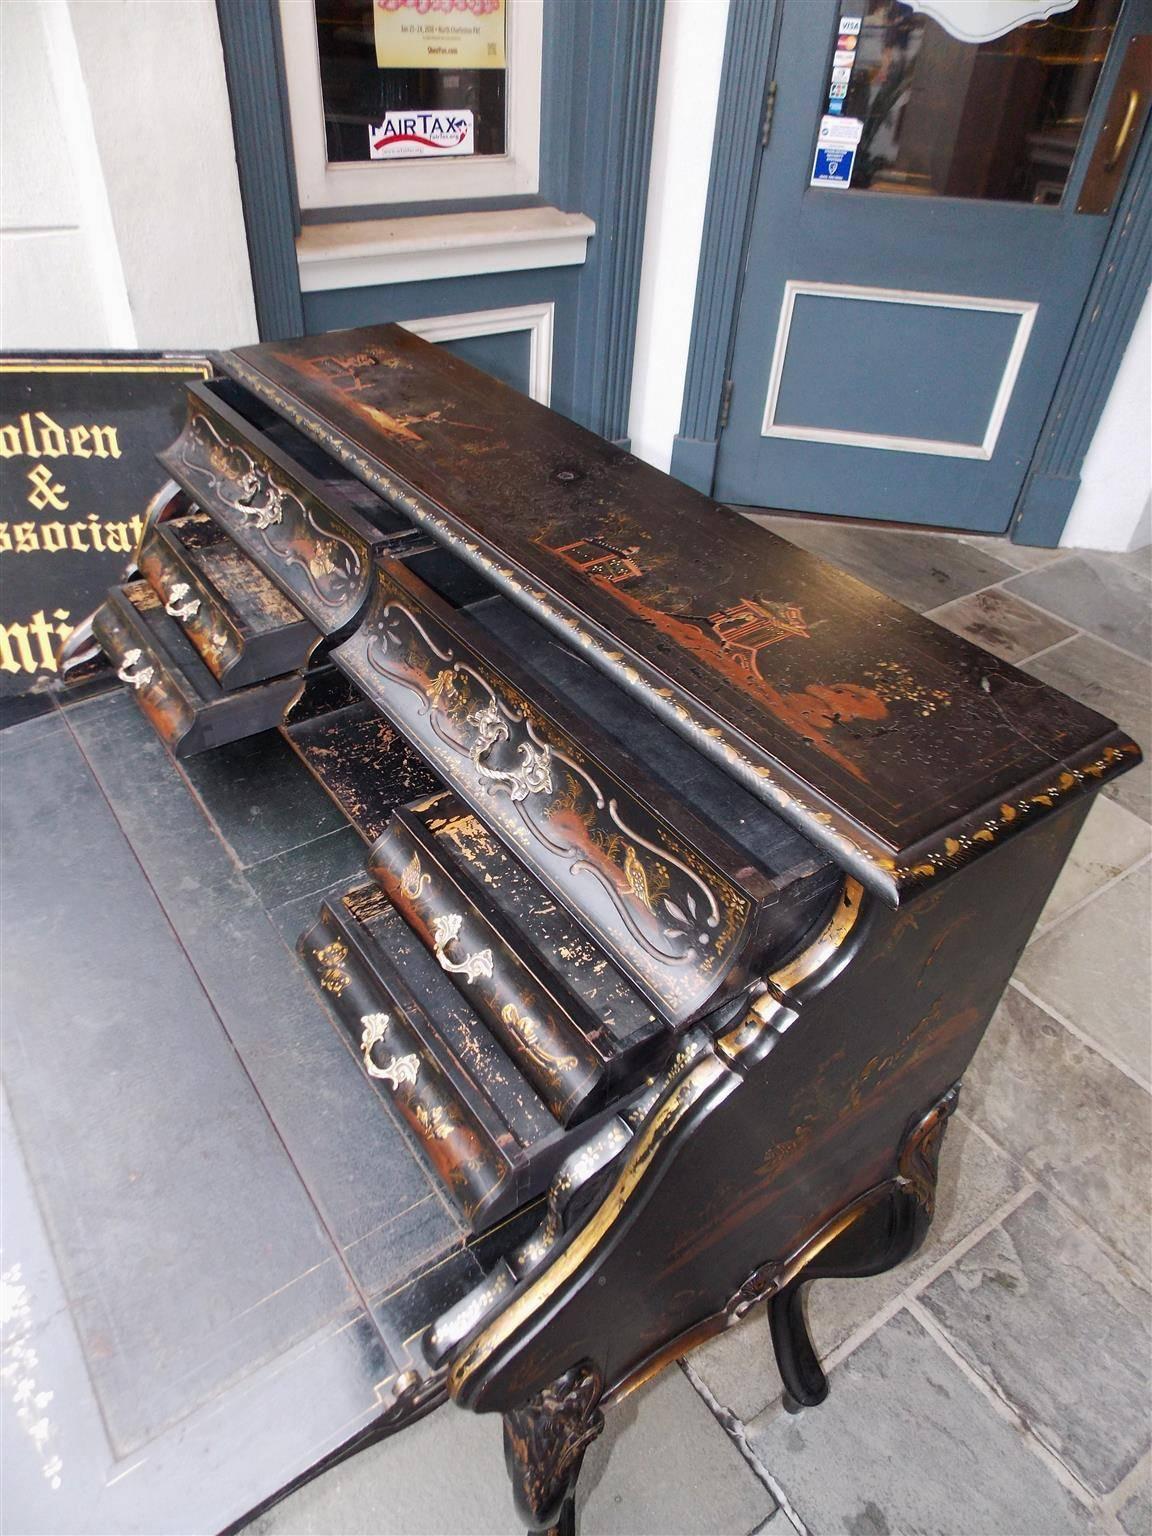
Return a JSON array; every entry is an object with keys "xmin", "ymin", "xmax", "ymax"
[
  {"xmin": 502, "ymin": 1361, "xmax": 604, "ymax": 1536},
  {"xmin": 769, "ymin": 1085, "xmax": 959, "ymax": 1411}
]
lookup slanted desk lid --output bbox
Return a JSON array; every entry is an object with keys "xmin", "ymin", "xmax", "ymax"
[{"xmin": 223, "ymin": 325, "xmax": 1141, "ymax": 906}]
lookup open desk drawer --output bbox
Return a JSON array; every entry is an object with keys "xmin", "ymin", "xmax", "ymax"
[
  {"xmin": 159, "ymin": 382, "xmax": 417, "ymax": 637},
  {"xmin": 92, "ymin": 580, "xmax": 301, "ymax": 756},
  {"xmin": 137, "ymin": 512, "xmax": 319, "ymax": 690}
]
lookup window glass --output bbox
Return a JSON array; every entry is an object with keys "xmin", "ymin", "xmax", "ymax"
[
  {"xmin": 825, "ymin": 0, "xmax": 1121, "ymax": 203},
  {"xmin": 314, "ymin": 0, "xmax": 507, "ymax": 165}
]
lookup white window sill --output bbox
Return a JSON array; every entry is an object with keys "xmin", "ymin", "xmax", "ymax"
[{"xmin": 296, "ymin": 207, "xmax": 596, "ymax": 293}]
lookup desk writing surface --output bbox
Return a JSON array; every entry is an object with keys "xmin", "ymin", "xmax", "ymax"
[{"xmin": 225, "ymin": 325, "xmax": 1140, "ymax": 901}]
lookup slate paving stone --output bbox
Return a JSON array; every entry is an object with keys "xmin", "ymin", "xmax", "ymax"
[
  {"xmin": 244, "ymin": 824, "xmax": 369, "ymax": 909},
  {"xmin": 577, "ymin": 1366, "xmax": 776, "ymax": 1536},
  {"xmin": 958, "ymin": 535, "xmax": 1073, "ymax": 572},
  {"xmin": 744, "ymin": 513, "xmax": 1017, "ymax": 611},
  {"xmin": 179, "ymin": 728, "xmax": 349, "ymax": 868},
  {"xmin": 1023, "ymin": 636, "xmax": 1152, "ymax": 824},
  {"xmin": 1114, "ymin": 544, "xmax": 1152, "ymax": 579},
  {"xmin": 924, "ymin": 586, "xmax": 1075, "ymax": 664},
  {"xmin": 919, "ymin": 1192, "xmax": 1152, "ymax": 1497},
  {"xmin": 689, "ymin": 1114, "xmax": 1024, "ymax": 1422},
  {"xmin": 249, "ymin": 1365, "xmax": 776, "ymax": 1536},
  {"xmin": 1119, "ymin": 1478, "xmax": 1152, "ymax": 1536},
  {"xmin": 1014, "ymin": 864, "xmax": 1152, "ymax": 1087},
  {"xmin": 965, "ymin": 984, "xmax": 1152, "ymax": 1278},
  {"xmin": 244, "ymin": 1403, "xmax": 513, "ymax": 1535},
  {"xmin": 1006, "ymin": 554, "xmax": 1152, "ymax": 661},
  {"xmin": 1033, "ymin": 794, "xmax": 1152, "ymax": 932},
  {"xmin": 745, "ymin": 1309, "xmax": 1088, "ymax": 1536}
]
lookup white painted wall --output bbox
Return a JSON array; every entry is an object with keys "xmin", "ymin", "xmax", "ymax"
[
  {"xmin": 1060, "ymin": 285, "xmax": 1152, "ymax": 553},
  {"xmin": 0, "ymin": 0, "xmax": 257, "ymax": 352},
  {"xmin": 0, "ymin": 2, "xmax": 128, "ymax": 347},
  {"xmin": 628, "ymin": 0, "xmax": 730, "ymax": 473}
]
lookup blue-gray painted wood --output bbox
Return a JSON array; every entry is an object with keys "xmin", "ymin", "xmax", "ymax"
[
  {"xmin": 558, "ymin": 0, "xmax": 665, "ymax": 441},
  {"xmin": 216, "ymin": 0, "xmax": 304, "ymax": 340},
  {"xmin": 303, "ymin": 267, "xmax": 581, "ymax": 416},
  {"xmin": 232, "ymin": 0, "xmax": 663, "ymax": 439},
  {"xmin": 1012, "ymin": 114, "xmax": 1152, "ymax": 545},
  {"xmin": 774, "ymin": 295, "xmax": 1019, "ymax": 444},
  {"xmin": 708, "ymin": 0, "xmax": 1145, "ymax": 534},
  {"xmin": 673, "ymin": 0, "xmax": 782, "ymax": 491},
  {"xmin": 438, "ymin": 329, "xmax": 532, "ymax": 393}
]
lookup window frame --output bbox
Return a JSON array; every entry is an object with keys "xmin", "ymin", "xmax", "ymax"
[{"xmin": 278, "ymin": 0, "xmax": 543, "ymax": 213}]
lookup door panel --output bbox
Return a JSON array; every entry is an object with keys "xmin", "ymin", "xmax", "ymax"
[
  {"xmin": 765, "ymin": 284, "xmax": 1032, "ymax": 454},
  {"xmin": 714, "ymin": 0, "xmax": 1148, "ymax": 532}
]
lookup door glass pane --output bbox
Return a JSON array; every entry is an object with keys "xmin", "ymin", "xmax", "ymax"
[
  {"xmin": 314, "ymin": 0, "xmax": 507, "ymax": 165},
  {"xmin": 825, "ymin": 0, "xmax": 1121, "ymax": 202}
]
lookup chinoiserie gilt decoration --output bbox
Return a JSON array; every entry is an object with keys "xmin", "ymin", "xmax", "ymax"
[{"xmin": 80, "ymin": 323, "xmax": 1141, "ymax": 1535}]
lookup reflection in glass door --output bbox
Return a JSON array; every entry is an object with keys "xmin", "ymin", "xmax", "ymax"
[{"xmin": 833, "ymin": 0, "xmax": 1122, "ymax": 203}]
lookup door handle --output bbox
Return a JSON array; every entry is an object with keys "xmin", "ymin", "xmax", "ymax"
[
  {"xmin": 1105, "ymin": 88, "xmax": 1140, "ymax": 171},
  {"xmin": 1078, "ymin": 35, "xmax": 1152, "ymax": 215}
]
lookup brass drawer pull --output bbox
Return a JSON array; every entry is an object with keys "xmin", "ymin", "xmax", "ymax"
[
  {"xmin": 432, "ymin": 913, "xmax": 494, "ymax": 985},
  {"xmin": 164, "ymin": 582, "xmax": 201, "ymax": 621},
  {"xmin": 359, "ymin": 1012, "xmax": 420, "ymax": 1088},
  {"xmin": 117, "ymin": 648, "xmax": 155, "ymax": 690}
]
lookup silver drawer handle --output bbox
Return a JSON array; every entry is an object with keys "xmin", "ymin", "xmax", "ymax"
[
  {"xmin": 117, "ymin": 648, "xmax": 155, "ymax": 690},
  {"xmin": 359, "ymin": 1013, "xmax": 420, "ymax": 1089},
  {"xmin": 240, "ymin": 484, "xmax": 284, "ymax": 529},
  {"xmin": 431, "ymin": 913, "xmax": 493, "ymax": 986},
  {"xmin": 467, "ymin": 700, "xmax": 552, "ymax": 802},
  {"xmin": 164, "ymin": 582, "xmax": 201, "ymax": 621}
]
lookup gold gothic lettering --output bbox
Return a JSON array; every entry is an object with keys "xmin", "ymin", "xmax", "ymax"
[
  {"xmin": 26, "ymin": 464, "xmax": 69, "ymax": 511},
  {"xmin": 0, "ymin": 514, "xmax": 144, "ymax": 555},
  {"xmin": 0, "ymin": 608, "xmax": 72, "ymax": 676},
  {"xmin": 0, "ymin": 411, "xmax": 121, "ymax": 460}
]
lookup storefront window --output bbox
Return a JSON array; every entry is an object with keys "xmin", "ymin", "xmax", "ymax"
[
  {"xmin": 315, "ymin": 0, "xmax": 507, "ymax": 165},
  {"xmin": 279, "ymin": 0, "xmax": 539, "ymax": 209},
  {"xmin": 821, "ymin": 0, "xmax": 1121, "ymax": 203}
]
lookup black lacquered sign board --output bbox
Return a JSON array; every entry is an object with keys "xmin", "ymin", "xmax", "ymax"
[{"xmin": 0, "ymin": 354, "xmax": 211, "ymax": 697}]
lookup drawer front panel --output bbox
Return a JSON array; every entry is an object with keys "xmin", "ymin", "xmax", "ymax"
[
  {"xmin": 138, "ymin": 514, "xmax": 319, "ymax": 689},
  {"xmin": 137, "ymin": 521, "xmax": 245, "ymax": 686},
  {"xmin": 341, "ymin": 882, "xmax": 558, "ymax": 1149},
  {"xmin": 93, "ymin": 581, "xmax": 301, "ymax": 756},
  {"xmin": 93, "ymin": 585, "xmax": 200, "ymax": 752},
  {"xmin": 161, "ymin": 388, "xmax": 376, "ymax": 634},
  {"xmin": 300, "ymin": 903, "xmax": 516, "ymax": 1229},
  {"xmin": 414, "ymin": 793, "xmax": 661, "ymax": 1054},
  {"xmin": 371, "ymin": 811, "xmax": 608, "ymax": 1124},
  {"xmin": 333, "ymin": 562, "xmax": 754, "ymax": 1025}
]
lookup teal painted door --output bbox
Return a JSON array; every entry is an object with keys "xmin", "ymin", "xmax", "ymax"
[{"xmin": 714, "ymin": 0, "xmax": 1149, "ymax": 531}]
